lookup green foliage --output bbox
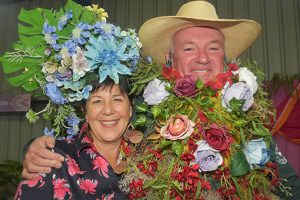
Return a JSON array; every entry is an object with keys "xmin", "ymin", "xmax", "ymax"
[{"xmin": 0, "ymin": 160, "xmax": 22, "ymax": 200}]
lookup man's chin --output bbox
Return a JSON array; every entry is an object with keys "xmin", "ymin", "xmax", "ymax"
[{"xmin": 191, "ymin": 74, "xmax": 212, "ymax": 84}]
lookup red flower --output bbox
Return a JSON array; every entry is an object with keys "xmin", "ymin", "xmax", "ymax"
[
  {"xmin": 162, "ymin": 65, "xmax": 181, "ymax": 80},
  {"xmin": 66, "ymin": 155, "xmax": 85, "ymax": 176},
  {"xmin": 187, "ymin": 139, "xmax": 198, "ymax": 153},
  {"xmin": 206, "ymin": 70, "xmax": 234, "ymax": 90},
  {"xmin": 180, "ymin": 152, "xmax": 195, "ymax": 163},
  {"xmin": 92, "ymin": 155, "xmax": 109, "ymax": 178},
  {"xmin": 204, "ymin": 124, "xmax": 233, "ymax": 151},
  {"xmin": 227, "ymin": 63, "xmax": 239, "ymax": 71},
  {"xmin": 198, "ymin": 111, "xmax": 208, "ymax": 123},
  {"xmin": 129, "ymin": 179, "xmax": 146, "ymax": 199},
  {"xmin": 174, "ymin": 76, "xmax": 199, "ymax": 97},
  {"xmin": 52, "ymin": 177, "xmax": 71, "ymax": 200},
  {"xmin": 78, "ymin": 178, "xmax": 98, "ymax": 194}
]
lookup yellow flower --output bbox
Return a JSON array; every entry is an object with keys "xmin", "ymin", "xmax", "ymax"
[{"xmin": 85, "ymin": 4, "xmax": 108, "ymax": 21}]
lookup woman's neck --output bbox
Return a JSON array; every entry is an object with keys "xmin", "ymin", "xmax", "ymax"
[{"xmin": 93, "ymin": 140, "xmax": 122, "ymax": 168}]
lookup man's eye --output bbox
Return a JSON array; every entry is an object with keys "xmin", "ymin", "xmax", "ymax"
[{"xmin": 184, "ymin": 48, "xmax": 193, "ymax": 51}]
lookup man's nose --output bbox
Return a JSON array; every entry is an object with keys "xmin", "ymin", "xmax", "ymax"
[{"xmin": 196, "ymin": 50, "xmax": 208, "ymax": 64}]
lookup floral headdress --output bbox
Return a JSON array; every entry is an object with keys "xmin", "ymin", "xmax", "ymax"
[
  {"xmin": 0, "ymin": 0, "xmax": 141, "ymax": 138},
  {"xmin": 119, "ymin": 60, "xmax": 292, "ymax": 199}
]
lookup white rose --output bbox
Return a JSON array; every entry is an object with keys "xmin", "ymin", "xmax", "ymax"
[
  {"xmin": 221, "ymin": 82, "xmax": 254, "ymax": 112},
  {"xmin": 237, "ymin": 67, "xmax": 258, "ymax": 94},
  {"xmin": 143, "ymin": 78, "xmax": 170, "ymax": 105}
]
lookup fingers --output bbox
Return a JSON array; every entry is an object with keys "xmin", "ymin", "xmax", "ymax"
[
  {"xmin": 21, "ymin": 168, "xmax": 40, "ymax": 180},
  {"xmin": 22, "ymin": 136, "xmax": 64, "ymax": 178}
]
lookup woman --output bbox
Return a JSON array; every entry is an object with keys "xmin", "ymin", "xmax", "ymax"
[{"xmin": 15, "ymin": 77, "xmax": 132, "ymax": 199}]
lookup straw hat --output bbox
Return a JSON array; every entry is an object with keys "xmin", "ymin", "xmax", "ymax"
[{"xmin": 138, "ymin": 1, "xmax": 261, "ymax": 63}]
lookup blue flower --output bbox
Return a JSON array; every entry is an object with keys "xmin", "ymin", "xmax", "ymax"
[
  {"xmin": 82, "ymin": 85, "xmax": 92, "ymax": 99},
  {"xmin": 244, "ymin": 138, "xmax": 270, "ymax": 167},
  {"xmin": 85, "ymin": 36, "xmax": 133, "ymax": 84},
  {"xmin": 43, "ymin": 22, "xmax": 59, "ymax": 50},
  {"xmin": 66, "ymin": 113, "xmax": 80, "ymax": 127},
  {"xmin": 72, "ymin": 22, "xmax": 91, "ymax": 45},
  {"xmin": 44, "ymin": 127, "xmax": 54, "ymax": 136},
  {"xmin": 45, "ymin": 83, "xmax": 68, "ymax": 105},
  {"xmin": 58, "ymin": 10, "xmax": 72, "ymax": 31},
  {"xmin": 93, "ymin": 22, "xmax": 115, "ymax": 39}
]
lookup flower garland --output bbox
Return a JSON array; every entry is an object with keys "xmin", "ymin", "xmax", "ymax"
[
  {"xmin": 0, "ymin": 0, "xmax": 141, "ymax": 138},
  {"xmin": 119, "ymin": 60, "xmax": 291, "ymax": 199}
]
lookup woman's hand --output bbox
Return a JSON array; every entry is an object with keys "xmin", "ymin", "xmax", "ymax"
[{"xmin": 22, "ymin": 135, "xmax": 64, "ymax": 180}]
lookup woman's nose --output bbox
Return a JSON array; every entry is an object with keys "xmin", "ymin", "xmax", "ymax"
[{"xmin": 102, "ymin": 101, "xmax": 114, "ymax": 116}]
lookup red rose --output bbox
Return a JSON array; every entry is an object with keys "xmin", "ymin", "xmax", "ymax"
[
  {"xmin": 204, "ymin": 124, "xmax": 232, "ymax": 151},
  {"xmin": 174, "ymin": 76, "xmax": 199, "ymax": 97}
]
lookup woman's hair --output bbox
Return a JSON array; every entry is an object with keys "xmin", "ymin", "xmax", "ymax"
[{"xmin": 81, "ymin": 75, "xmax": 133, "ymax": 114}]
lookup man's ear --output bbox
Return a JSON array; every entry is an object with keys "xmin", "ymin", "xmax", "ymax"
[{"xmin": 165, "ymin": 52, "xmax": 173, "ymax": 67}]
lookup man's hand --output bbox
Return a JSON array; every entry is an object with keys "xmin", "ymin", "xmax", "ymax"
[{"xmin": 22, "ymin": 135, "xmax": 64, "ymax": 180}]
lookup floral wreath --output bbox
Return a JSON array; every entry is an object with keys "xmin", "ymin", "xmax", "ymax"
[
  {"xmin": 0, "ymin": 0, "xmax": 141, "ymax": 138},
  {"xmin": 118, "ymin": 60, "xmax": 292, "ymax": 199}
]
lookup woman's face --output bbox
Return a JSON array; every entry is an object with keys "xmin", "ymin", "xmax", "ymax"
[{"xmin": 85, "ymin": 84, "xmax": 132, "ymax": 144}]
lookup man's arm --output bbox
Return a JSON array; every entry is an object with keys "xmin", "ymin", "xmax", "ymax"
[{"xmin": 22, "ymin": 135, "xmax": 64, "ymax": 179}]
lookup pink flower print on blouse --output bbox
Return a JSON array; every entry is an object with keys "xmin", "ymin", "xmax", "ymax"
[
  {"xmin": 92, "ymin": 155, "xmax": 109, "ymax": 178},
  {"xmin": 102, "ymin": 193, "xmax": 115, "ymax": 200},
  {"xmin": 26, "ymin": 175, "xmax": 46, "ymax": 188},
  {"xmin": 66, "ymin": 155, "xmax": 85, "ymax": 176},
  {"xmin": 77, "ymin": 178, "xmax": 98, "ymax": 194},
  {"xmin": 52, "ymin": 176, "xmax": 71, "ymax": 200},
  {"xmin": 81, "ymin": 135, "xmax": 92, "ymax": 144}
]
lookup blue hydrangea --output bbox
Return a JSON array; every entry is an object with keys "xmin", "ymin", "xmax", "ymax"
[
  {"xmin": 82, "ymin": 85, "xmax": 92, "ymax": 99},
  {"xmin": 72, "ymin": 22, "xmax": 91, "ymax": 45},
  {"xmin": 93, "ymin": 22, "xmax": 116, "ymax": 39},
  {"xmin": 43, "ymin": 22, "xmax": 60, "ymax": 50},
  {"xmin": 45, "ymin": 83, "xmax": 68, "ymax": 105},
  {"xmin": 58, "ymin": 10, "xmax": 72, "ymax": 31},
  {"xmin": 44, "ymin": 127, "xmax": 54, "ymax": 137}
]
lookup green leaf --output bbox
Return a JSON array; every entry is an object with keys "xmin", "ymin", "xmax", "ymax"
[
  {"xmin": 65, "ymin": 0, "xmax": 83, "ymax": 24},
  {"xmin": 151, "ymin": 106, "xmax": 161, "ymax": 118},
  {"xmin": 229, "ymin": 98, "xmax": 245, "ymax": 112},
  {"xmin": 132, "ymin": 114, "xmax": 147, "ymax": 127},
  {"xmin": 195, "ymin": 180, "xmax": 202, "ymax": 198},
  {"xmin": 18, "ymin": 8, "xmax": 44, "ymax": 36},
  {"xmin": 230, "ymin": 151, "xmax": 250, "ymax": 176},
  {"xmin": 143, "ymin": 178, "xmax": 157, "ymax": 189},
  {"xmin": 171, "ymin": 141, "xmax": 183, "ymax": 156}
]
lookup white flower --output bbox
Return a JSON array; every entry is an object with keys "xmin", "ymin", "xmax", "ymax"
[
  {"xmin": 244, "ymin": 138, "xmax": 270, "ymax": 167},
  {"xmin": 143, "ymin": 78, "xmax": 170, "ymax": 105},
  {"xmin": 237, "ymin": 67, "xmax": 258, "ymax": 94},
  {"xmin": 71, "ymin": 46, "xmax": 90, "ymax": 81},
  {"xmin": 221, "ymin": 82, "xmax": 254, "ymax": 112}
]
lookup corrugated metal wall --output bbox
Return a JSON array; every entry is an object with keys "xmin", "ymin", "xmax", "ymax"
[{"xmin": 0, "ymin": 0, "xmax": 299, "ymax": 174}]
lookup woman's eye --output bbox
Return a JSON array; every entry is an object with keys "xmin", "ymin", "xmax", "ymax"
[
  {"xmin": 113, "ymin": 98, "xmax": 123, "ymax": 102},
  {"xmin": 92, "ymin": 100, "xmax": 102, "ymax": 104}
]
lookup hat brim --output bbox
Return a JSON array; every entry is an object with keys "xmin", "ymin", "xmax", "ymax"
[{"xmin": 138, "ymin": 16, "xmax": 262, "ymax": 63}]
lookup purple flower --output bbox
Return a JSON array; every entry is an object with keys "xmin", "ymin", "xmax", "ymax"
[
  {"xmin": 72, "ymin": 22, "xmax": 91, "ymax": 45},
  {"xmin": 193, "ymin": 140, "xmax": 223, "ymax": 172},
  {"xmin": 174, "ymin": 76, "xmax": 198, "ymax": 97},
  {"xmin": 45, "ymin": 83, "xmax": 67, "ymax": 105},
  {"xmin": 221, "ymin": 82, "xmax": 254, "ymax": 112},
  {"xmin": 44, "ymin": 127, "xmax": 54, "ymax": 136}
]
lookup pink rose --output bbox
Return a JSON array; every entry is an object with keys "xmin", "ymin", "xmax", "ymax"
[
  {"xmin": 174, "ymin": 76, "xmax": 199, "ymax": 97},
  {"xmin": 203, "ymin": 124, "xmax": 232, "ymax": 151},
  {"xmin": 160, "ymin": 114, "xmax": 195, "ymax": 140}
]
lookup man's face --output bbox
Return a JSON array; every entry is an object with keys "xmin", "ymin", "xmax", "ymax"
[{"xmin": 171, "ymin": 26, "xmax": 225, "ymax": 84}]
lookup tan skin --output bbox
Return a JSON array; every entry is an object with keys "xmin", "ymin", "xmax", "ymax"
[
  {"xmin": 22, "ymin": 26, "xmax": 226, "ymax": 179},
  {"xmin": 22, "ymin": 84, "xmax": 132, "ymax": 179}
]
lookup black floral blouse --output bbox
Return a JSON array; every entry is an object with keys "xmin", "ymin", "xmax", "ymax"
[{"xmin": 14, "ymin": 131, "xmax": 128, "ymax": 200}]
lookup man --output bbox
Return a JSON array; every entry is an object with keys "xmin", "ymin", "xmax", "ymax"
[{"xmin": 23, "ymin": 1, "xmax": 300, "ymax": 199}]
